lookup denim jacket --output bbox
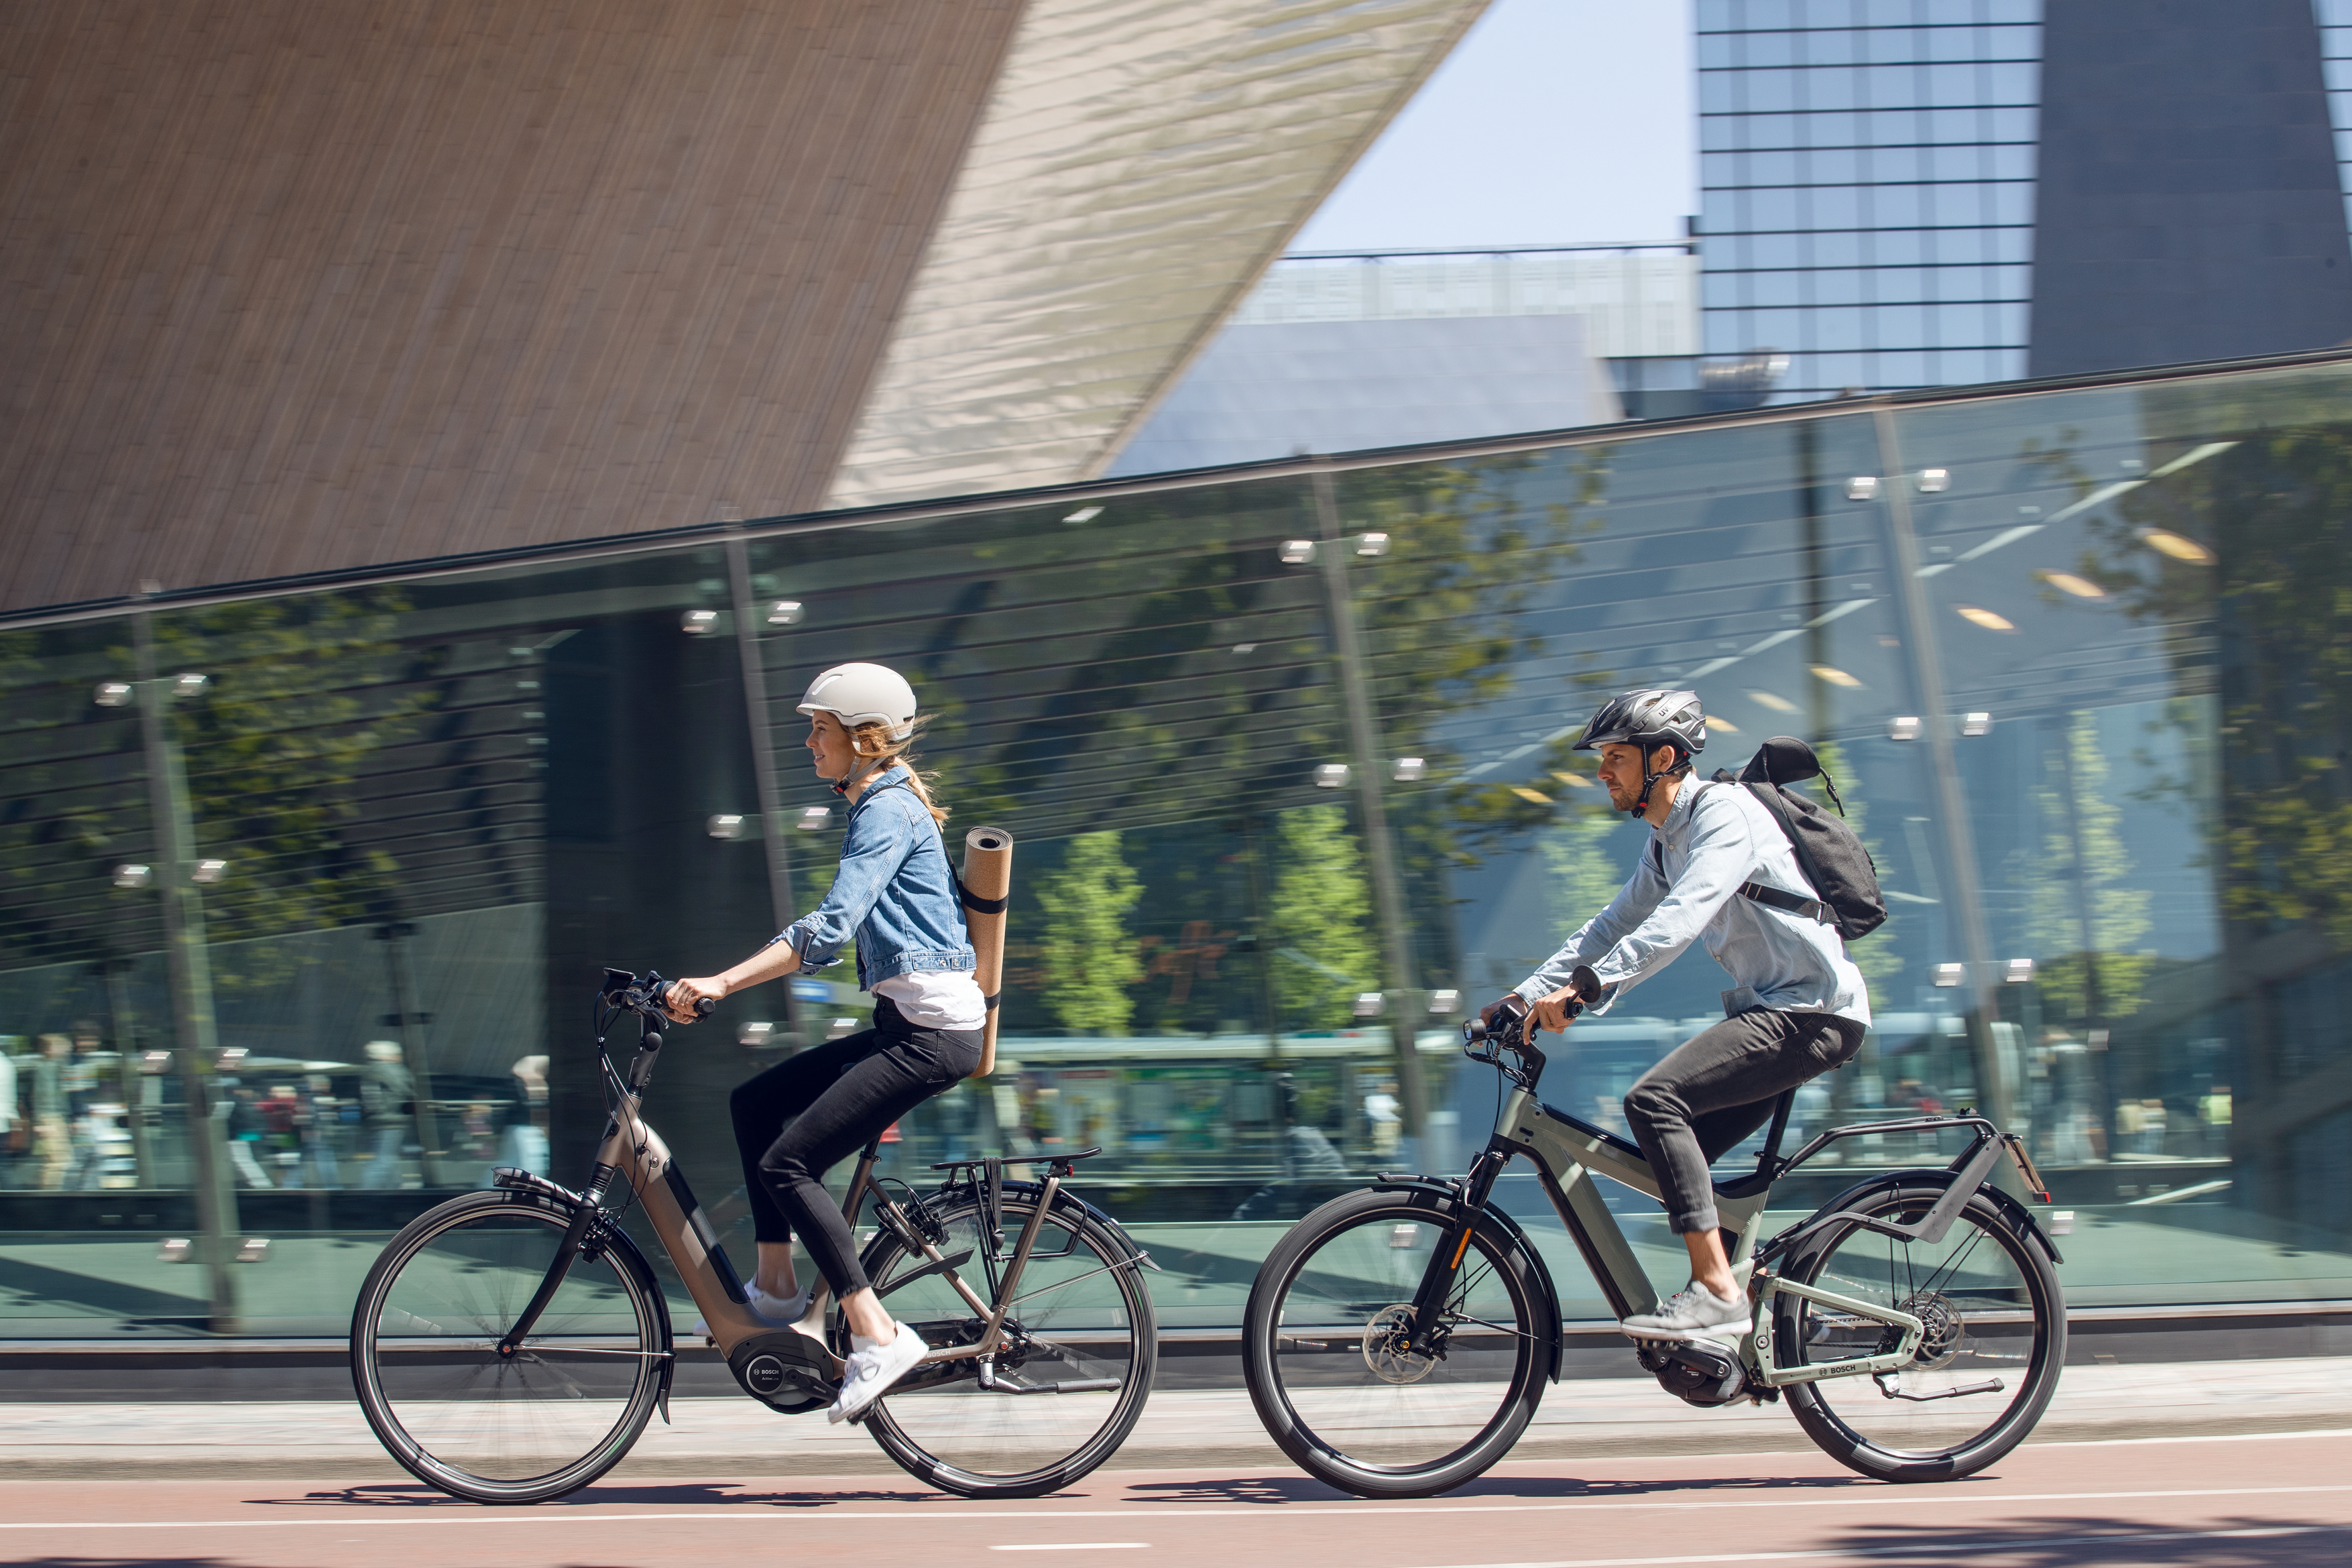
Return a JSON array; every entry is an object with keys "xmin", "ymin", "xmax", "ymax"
[
  {"xmin": 1516, "ymin": 778, "xmax": 1872, "ymax": 1026},
  {"xmin": 777, "ymin": 765, "xmax": 975, "ymax": 989}
]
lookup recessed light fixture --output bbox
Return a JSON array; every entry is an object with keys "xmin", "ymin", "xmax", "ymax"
[
  {"xmin": 1356, "ymin": 532, "xmax": 1390, "ymax": 556},
  {"xmin": 1917, "ymin": 468, "xmax": 1950, "ymax": 493},
  {"xmin": 2038, "ymin": 570, "xmax": 2106, "ymax": 599},
  {"xmin": 1706, "ymin": 716, "xmax": 1738, "ymax": 733},
  {"xmin": 1846, "ymin": 476, "xmax": 1881, "ymax": 501},
  {"xmin": 1933, "ymin": 962, "xmax": 1966, "ymax": 987},
  {"xmin": 1749, "ymin": 690, "xmax": 1798, "ymax": 713},
  {"xmin": 1954, "ymin": 605, "xmax": 2015, "ymax": 631},
  {"xmin": 2141, "ymin": 529, "xmax": 2214, "ymax": 564},
  {"xmin": 707, "ymin": 815, "xmax": 746, "ymax": 840},
  {"xmin": 1551, "ymin": 771, "xmax": 1592, "ymax": 787},
  {"xmin": 172, "ymin": 672, "xmax": 209, "ymax": 698},
  {"xmin": 681, "ymin": 609, "xmax": 719, "ymax": 634},
  {"xmin": 1061, "ymin": 505, "xmax": 1104, "ymax": 525},
  {"xmin": 1280, "ymin": 540, "xmax": 1317, "ymax": 565},
  {"xmin": 1889, "ymin": 716, "xmax": 1924, "ymax": 741},
  {"xmin": 2005, "ymin": 957, "xmax": 2035, "ymax": 983},
  {"xmin": 766, "ymin": 600, "xmax": 804, "ymax": 625},
  {"xmin": 192, "ymin": 859, "xmax": 229, "ymax": 884},
  {"xmin": 94, "ymin": 682, "xmax": 133, "ymax": 708},
  {"xmin": 797, "ymin": 806, "xmax": 832, "ymax": 830},
  {"xmin": 1313, "ymin": 763, "xmax": 1350, "ymax": 788},
  {"xmin": 1353, "ymin": 992, "xmax": 1386, "ymax": 1018},
  {"xmin": 1510, "ymin": 786, "xmax": 1552, "ymax": 804},
  {"xmin": 1230, "ymin": 643, "xmax": 1258, "ymax": 654},
  {"xmin": 1427, "ymin": 989, "xmax": 1461, "ymax": 1016},
  {"xmin": 1808, "ymin": 664, "xmax": 1862, "ymax": 688},
  {"xmin": 1391, "ymin": 757, "xmax": 1426, "ymax": 782},
  {"xmin": 113, "ymin": 863, "xmax": 153, "ymax": 889},
  {"xmin": 1962, "ymin": 712, "xmax": 1994, "ymax": 736}
]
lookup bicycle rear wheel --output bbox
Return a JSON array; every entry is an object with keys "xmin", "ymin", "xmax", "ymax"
[
  {"xmin": 858, "ymin": 1186, "xmax": 1156, "ymax": 1499},
  {"xmin": 1242, "ymin": 1188, "xmax": 1550, "ymax": 1498},
  {"xmin": 1775, "ymin": 1178, "xmax": 2064, "ymax": 1482},
  {"xmin": 350, "ymin": 1189, "xmax": 668, "ymax": 1504}
]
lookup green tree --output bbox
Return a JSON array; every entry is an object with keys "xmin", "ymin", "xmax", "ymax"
[
  {"xmin": 1539, "ymin": 805, "xmax": 1625, "ymax": 939},
  {"xmin": 2027, "ymin": 714, "xmax": 2154, "ymax": 1025},
  {"xmin": 1265, "ymin": 804, "xmax": 1376, "ymax": 1030},
  {"xmin": 1035, "ymin": 831, "xmax": 1144, "ymax": 1034}
]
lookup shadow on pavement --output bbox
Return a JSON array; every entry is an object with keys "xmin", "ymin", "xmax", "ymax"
[
  {"xmin": 1809, "ymin": 1514, "xmax": 2351, "ymax": 1564},
  {"xmin": 260, "ymin": 1480, "xmax": 954, "ymax": 1509},
  {"xmin": 1126, "ymin": 1468, "xmax": 1879, "ymax": 1504}
]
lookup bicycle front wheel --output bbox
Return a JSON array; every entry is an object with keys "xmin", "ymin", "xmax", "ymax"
[
  {"xmin": 1775, "ymin": 1178, "xmax": 2064, "ymax": 1482},
  {"xmin": 858, "ymin": 1186, "xmax": 1157, "ymax": 1499},
  {"xmin": 350, "ymin": 1189, "xmax": 668, "ymax": 1504},
  {"xmin": 1242, "ymin": 1188, "xmax": 1550, "ymax": 1498}
]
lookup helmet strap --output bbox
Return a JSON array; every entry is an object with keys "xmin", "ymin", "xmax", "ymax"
[{"xmin": 1628, "ymin": 745, "xmax": 1688, "ymax": 819}]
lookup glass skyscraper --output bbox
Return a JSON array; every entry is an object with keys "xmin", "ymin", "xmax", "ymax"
[{"xmin": 1698, "ymin": 0, "xmax": 2042, "ymax": 404}]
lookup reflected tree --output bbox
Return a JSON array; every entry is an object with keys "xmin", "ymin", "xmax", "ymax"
[
  {"xmin": 1034, "ymin": 831, "xmax": 1144, "ymax": 1035},
  {"xmin": 1264, "ymin": 804, "xmax": 1375, "ymax": 1031}
]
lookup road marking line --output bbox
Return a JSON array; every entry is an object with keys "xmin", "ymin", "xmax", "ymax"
[
  {"xmin": 990, "ymin": 1546, "xmax": 1149, "ymax": 1553},
  {"xmin": 1387, "ymin": 1522, "xmax": 2351, "ymax": 1568},
  {"xmin": 2, "ymin": 1483, "xmax": 2349, "ymax": 1530}
]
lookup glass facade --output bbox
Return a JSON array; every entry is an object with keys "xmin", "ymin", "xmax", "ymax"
[
  {"xmin": 1697, "ymin": 0, "xmax": 2042, "ymax": 402},
  {"xmin": 8, "ymin": 353, "xmax": 2352, "ymax": 1339},
  {"xmin": 2319, "ymin": 0, "xmax": 2352, "ymax": 227}
]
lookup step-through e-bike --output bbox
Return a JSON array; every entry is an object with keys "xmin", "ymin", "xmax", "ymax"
[
  {"xmin": 1241, "ymin": 972, "xmax": 2066, "ymax": 1498},
  {"xmin": 350, "ymin": 969, "xmax": 1157, "ymax": 1503}
]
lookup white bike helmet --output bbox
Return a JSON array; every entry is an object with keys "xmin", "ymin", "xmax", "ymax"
[{"xmin": 797, "ymin": 662, "xmax": 918, "ymax": 741}]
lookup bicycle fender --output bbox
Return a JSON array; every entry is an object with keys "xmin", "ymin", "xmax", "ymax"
[
  {"xmin": 569, "ymin": 1213, "xmax": 677, "ymax": 1421},
  {"xmin": 1768, "ymin": 1168, "xmax": 2064, "ymax": 1270},
  {"xmin": 1368, "ymin": 1177, "xmax": 1566, "ymax": 1385}
]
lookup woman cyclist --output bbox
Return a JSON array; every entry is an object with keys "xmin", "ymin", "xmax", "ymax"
[{"xmin": 663, "ymin": 662, "xmax": 985, "ymax": 1423}]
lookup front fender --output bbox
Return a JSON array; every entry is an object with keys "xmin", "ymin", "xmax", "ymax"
[{"xmin": 1370, "ymin": 1174, "xmax": 1566, "ymax": 1384}]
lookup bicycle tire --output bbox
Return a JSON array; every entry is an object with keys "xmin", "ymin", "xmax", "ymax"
[
  {"xmin": 1242, "ymin": 1187, "xmax": 1550, "ymax": 1499},
  {"xmin": 350, "ymin": 1189, "xmax": 668, "ymax": 1504},
  {"xmin": 856, "ymin": 1185, "xmax": 1157, "ymax": 1499},
  {"xmin": 1775, "ymin": 1177, "xmax": 2064, "ymax": 1482}
]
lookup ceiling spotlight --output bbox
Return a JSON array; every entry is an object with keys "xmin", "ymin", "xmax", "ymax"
[
  {"xmin": 738, "ymin": 1021, "xmax": 777, "ymax": 1048},
  {"xmin": 1356, "ymin": 532, "xmax": 1391, "ymax": 556},
  {"xmin": 1955, "ymin": 605, "xmax": 2015, "ymax": 631},
  {"xmin": 1962, "ymin": 712, "xmax": 1993, "ymax": 736},
  {"xmin": 2038, "ymin": 570, "xmax": 2107, "ymax": 599},
  {"xmin": 826, "ymin": 1016, "xmax": 860, "ymax": 1042},
  {"xmin": 192, "ymin": 858, "xmax": 228, "ymax": 884},
  {"xmin": 1846, "ymin": 476, "xmax": 1881, "ymax": 501},
  {"xmin": 1230, "ymin": 643, "xmax": 1258, "ymax": 654},
  {"xmin": 1707, "ymin": 716, "xmax": 1739, "ymax": 733},
  {"xmin": 1749, "ymin": 689, "xmax": 1798, "ymax": 713},
  {"xmin": 797, "ymin": 806, "xmax": 832, "ymax": 831},
  {"xmin": 1551, "ymin": 771, "xmax": 1592, "ymax": 787},
  {"xmin": 1391, "ymin": 757, "xmax": 1426, "ymax": 782},
  {"xmin": 1808, "ymin": 664, "xmax": 1863, "ymax": 688},
  {"xmin": 766, "ymin": 600, "xmax": 804, "ymax": 626},
  {"xmin": 1889, "ymin": 716, "xmax": 1923, "ymax": 741},
  {"xmin": 1061, "ymin": 505, "xmax": 1104, "ymax": 526},
  {"xmin": 93, "ymin": 681, "xmax": 134, "ymax": 708},
  {"xmin": 681, "ymin": 609, "xmax": 720, "ymax": 634},
  {"xmin": 1280, "ymin": 540, "xmax": 1317, "ymax": 565},
  {"xmin": 112, "ymin": 863, "xmax": 153, "ymax": 889},
  {"xmin": 2141, "ymin": 529, "xmax": 2214, "ymax": 564},
  {"xmin": 1932, "ymin": 962, "xmax": 1966, "ymax": 987},
  {"xmin": 1427, "ymin": 989, "xmax": 1461, "ymax": 1016},
  {"xmin": 1352, "ymin": 991, "xmax": 1386, "ymax": 1019},
  {"xmin": 1916, "ymin": 468, "xmax": 1950, "ymax": 493},
  {"xmin": 1509, "ymin": 786, "xmax": 1552, "ymax": 804},
  {"xmin": 706, "ymin": 814, "xmax": 746, "ymax": 840},
  {"xmin": 2004, "ymin": 957, "xmax": 2035, "ymax": 983},
  {"xmin": 1313, "ymin": 763, "xmax": 1350, "ymax": 788},
  {"xmin": 172, "ymin": 672, "xmax": 209, "ymax": 698}
]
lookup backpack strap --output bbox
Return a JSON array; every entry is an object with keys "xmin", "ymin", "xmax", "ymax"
[{"xmin": 1651, "ymin": 780, "xmax": 1832, "ymax": 924}]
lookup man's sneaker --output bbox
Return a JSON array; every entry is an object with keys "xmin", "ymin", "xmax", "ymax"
[
  {"xmin": 827, "ymin": 1322, "xmax": 928, "ymax": 1425},
  {"xmin": 693, "ymin": 1284, "xmax": 810, "ymax": 1341},
  {"xmin": 1619, "ymin": 1281, "xmax": 1750, "ymax": 1341}
]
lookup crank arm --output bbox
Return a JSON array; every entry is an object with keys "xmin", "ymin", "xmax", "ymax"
[{"xmin": 1875, "ymin": 1372, "xmax": 2005, "ymax": 1402}]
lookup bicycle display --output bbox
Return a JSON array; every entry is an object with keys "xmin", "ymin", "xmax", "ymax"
[
  {"xmin": 1240, "ymin": 973, "xmax": 2067, "ymax": 1497},
  {"xmin": 348, "ymin": 969, "xmax": 1156, "ymax": 1503}
]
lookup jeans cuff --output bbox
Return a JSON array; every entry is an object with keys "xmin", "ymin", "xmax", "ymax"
[{"xmin": 1669, "ymin": 1205, "xmax": 1719, "ymax": 1235}]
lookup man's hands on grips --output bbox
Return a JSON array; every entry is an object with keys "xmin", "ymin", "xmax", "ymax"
[{"xmin": 662, "ymin": 975, "xmax": 726, "ymax": 1024}]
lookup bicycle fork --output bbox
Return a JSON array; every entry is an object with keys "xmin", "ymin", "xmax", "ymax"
[{"xmin": 1401, "ymin": 1144, "xmax": 1515, "ymax": 1359}]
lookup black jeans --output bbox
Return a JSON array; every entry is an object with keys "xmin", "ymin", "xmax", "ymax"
[
  {"xmin": 1623, "ymin": 1008, "xmax": 1865, "ymax": 1236},
  {"xmin": 729, "ymin": 997, "xmax": 981, "ymax": 1296}
]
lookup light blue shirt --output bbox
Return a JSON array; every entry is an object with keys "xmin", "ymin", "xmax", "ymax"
[{"xmin": 1516, "ymin": 778, "xmax": 1872, "ymax": 1026}]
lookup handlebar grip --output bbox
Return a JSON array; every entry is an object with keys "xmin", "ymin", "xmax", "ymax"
[{"xmin": 646, "ymin": 980, "xmax": 716, "ymax": 1018}]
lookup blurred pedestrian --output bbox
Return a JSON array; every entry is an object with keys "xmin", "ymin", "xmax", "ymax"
[{"xmin": 359, "ymin": 1040, "xmax": 414, "ymax": 1190}]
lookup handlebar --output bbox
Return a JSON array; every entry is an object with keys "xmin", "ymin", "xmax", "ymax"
[
  {"xmin": 600, "ymin": 967, "xmax": 716, "ymax": 1020},
  {"xmin": 1459, "ymin": 966, "xmax": 1600, "ymax": 1091}
]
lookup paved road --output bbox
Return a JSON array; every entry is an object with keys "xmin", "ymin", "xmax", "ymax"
[{"xmin": 3, "ymin": 1431, "xmax": 2348, "ymax": 1568}]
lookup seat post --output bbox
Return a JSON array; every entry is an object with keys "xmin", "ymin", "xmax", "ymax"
[{"xmin": 1755, "ymin": 1088, "xmax": 1797, "ymax": 1177}]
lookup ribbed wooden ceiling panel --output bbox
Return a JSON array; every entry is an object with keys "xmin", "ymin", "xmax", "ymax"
[{"xmin": 0, "ymin": 0, "xmax": 1024, "ymax": 614}]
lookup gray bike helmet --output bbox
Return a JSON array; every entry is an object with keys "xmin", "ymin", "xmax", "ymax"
[{"xmin": 1574, "ymin": 688, "xmax": 1707, "ymax": 816}]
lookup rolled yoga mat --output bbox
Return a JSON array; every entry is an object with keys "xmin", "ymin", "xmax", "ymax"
[{"xmin": 959, "ymin": 825, "xmax": 1014, "ymax": 1076}]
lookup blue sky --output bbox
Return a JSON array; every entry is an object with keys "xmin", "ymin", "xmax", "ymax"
[{"xmin": 1293, "ymin": 0, "xmax": 1696, "ymax": 252}]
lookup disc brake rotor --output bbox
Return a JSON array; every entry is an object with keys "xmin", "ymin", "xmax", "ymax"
[{"xmin": 1362, "ymin": 1303, "xmax": 1439, "ymax": 1385}]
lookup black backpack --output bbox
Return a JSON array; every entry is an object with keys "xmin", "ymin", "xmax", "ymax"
[{"xmin": 1677, "ymin": 736, "xmax": 1889, "ymax": 943}]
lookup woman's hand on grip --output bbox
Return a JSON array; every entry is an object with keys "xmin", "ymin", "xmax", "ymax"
[{"xmin": 663, "ymin": 975, "xmax": 726, "ymax": 1024}]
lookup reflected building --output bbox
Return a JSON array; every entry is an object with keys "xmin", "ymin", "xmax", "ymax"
[{"xmin": 9, "ymin": 349, "xmax": 2352, "ymax": 1333}]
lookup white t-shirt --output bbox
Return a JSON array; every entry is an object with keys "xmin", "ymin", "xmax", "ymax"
[{"xmin": 873, "ymin": 968, "xmax": 988, "ymax": 1032}]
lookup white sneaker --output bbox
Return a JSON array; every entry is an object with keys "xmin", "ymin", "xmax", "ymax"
[
  {"xmin": 827, "ymin": 1322, "xmax": 927, "ymax": 1425},
  {"xmin": 693, "ymin": 1284, "xmax": 810, "ymax": 1340},
  {"xmin": 1619, "ymin": 1280, "xmax": 1751, "ymax": 1341}
]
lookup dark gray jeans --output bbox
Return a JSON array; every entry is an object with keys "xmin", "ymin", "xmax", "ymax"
[{"xmin": 1623, "ymin": 1008, "xmax": 1865, "ymax": 1236}]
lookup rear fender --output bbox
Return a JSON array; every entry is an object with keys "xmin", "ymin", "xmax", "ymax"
[{"xmin": 1370, "ymin": 1174, "xmax": 1566, "ymax": 1384}]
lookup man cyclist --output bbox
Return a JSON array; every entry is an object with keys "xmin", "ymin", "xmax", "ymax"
[{"xmin": 1487, "ymin": 688, "xmax": 1870, "ymax": 1341}]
